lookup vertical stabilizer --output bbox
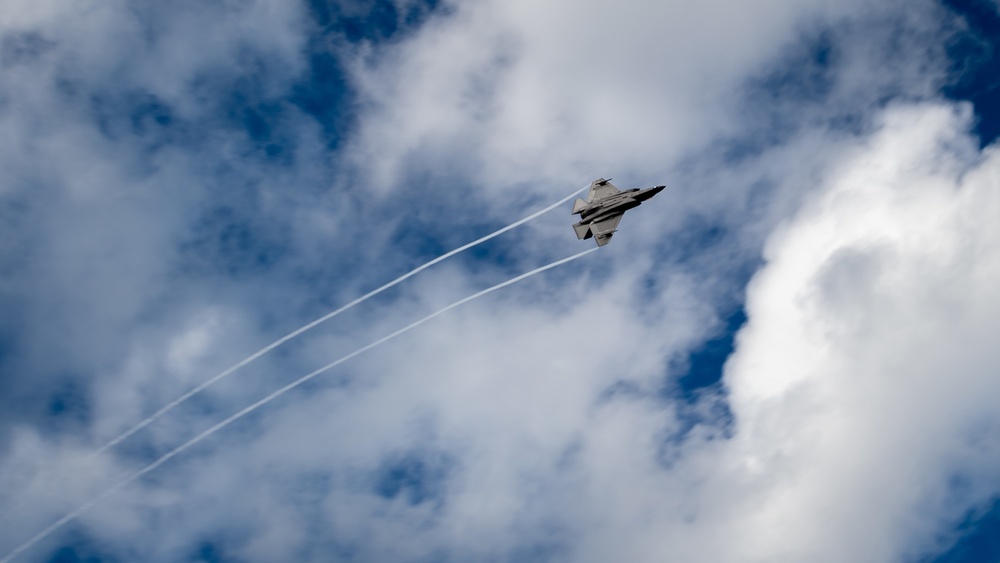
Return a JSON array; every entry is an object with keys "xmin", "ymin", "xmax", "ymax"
[{"xmin": 572, "ymin": 198, "xmax": 589, "ymax": 214}]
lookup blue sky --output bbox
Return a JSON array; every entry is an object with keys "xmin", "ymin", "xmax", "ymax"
[{"xmin": 2, "ymin": 0, "xmax": 1000, "ymax": 561}]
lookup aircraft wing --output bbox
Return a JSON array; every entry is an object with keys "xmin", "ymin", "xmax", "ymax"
[
  {"xmin": 587, "ymin": 179, "xmax": 620, "ymax": 202},
  {"xmin": 591, "ymin": 214, "xmax": 622, "ymax": 247}
]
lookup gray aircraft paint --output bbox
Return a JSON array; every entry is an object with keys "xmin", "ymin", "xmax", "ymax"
[{"xmin": 572, "ymin": 178, "xmax": 666, "ymax": 246}]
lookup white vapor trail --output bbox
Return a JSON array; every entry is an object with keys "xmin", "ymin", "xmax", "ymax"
[
  {"xmin": 0, "ymin": 247, "xmax": 598, "ymax": 563},
  {"xmin": 95, "ymin": 186, "xmax": 587, "ymax": 455}
]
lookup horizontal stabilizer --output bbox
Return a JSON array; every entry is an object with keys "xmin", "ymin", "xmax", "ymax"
[
  {"xmin": 572, "ymin": 198, "xmax": 589, "ymax": 214},
  {"xmin": 573, "ymin": 222, "xmax": 591, "ymax": 240}
]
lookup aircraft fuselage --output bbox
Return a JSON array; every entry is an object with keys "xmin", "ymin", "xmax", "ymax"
[{"xmin": 576, "ymin": 186, "xmax": 664, "ymax": 224}]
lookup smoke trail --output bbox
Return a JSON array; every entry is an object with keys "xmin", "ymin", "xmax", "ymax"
[
  {"xmin": 95, "ymin": 186, "xmax": 587, "ymax": 455},
  {"xmin": 0, "ymin": 247, "xmax": 598, "ymax": 563}
]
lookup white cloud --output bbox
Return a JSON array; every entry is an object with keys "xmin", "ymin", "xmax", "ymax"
[
  {"xmin": 339, "ymin": 0, "xmax": 945, "ymax": 198},
  {"xmin": 720, "ymin": 103, "xmax": 1000, "ymax": 562}
]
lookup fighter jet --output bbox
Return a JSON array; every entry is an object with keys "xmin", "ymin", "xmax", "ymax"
[{"xmin": 572, "ymin": 178, "xmax": 665, "ymax": 246}]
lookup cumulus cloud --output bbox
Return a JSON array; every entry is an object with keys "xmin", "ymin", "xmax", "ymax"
[
  {"xmin": 717, "ymin": 103, "xmax": 1000, "ymax": 562},
  {"xmin": 339, "ymin": 0, "xmax": 946, "ymax": 196}
]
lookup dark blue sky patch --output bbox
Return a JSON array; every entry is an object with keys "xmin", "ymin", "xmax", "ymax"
[
  {"xmin": 374, "ymin": 450, "xmax": 453, "ymax": 507},
  {"xmin": 235, "ymin": 101, "xmax": 297, "ymax": 164},
  {"xmin": 171, "ymin": 515, "xmax": 261, "ymax": 563},
  {"xmin": 45, "ymin": 525, "xmax": 118, "ymax": 563},
  {"xmin": 389, "ymin": 216, "xmax": 455, "ymax": 264},
  {"xmin": 301, "ymin": 0, "xmax": 412, "ymax": 152},
  {"xmin": 655, "ymin": 305, "xmax": 745, "ymax": 462},
  {"xmin": 402, "ymin": 0, "xmax": 445, "ymax": 30},
  {"xmin": 289, "ymin": 50, "xmax": 351, "ymax": 150},
  {"xmin": 187, "ymin": 541, "xmax": 242, "ymax": 563},
  {"xmin": 178, "ymin": 204, "xmax": 292, "ymax": 280},
  {"xmin": 336, "ymin": 0, "xmax": 400, "ymax": 43},
  {"xmin": 191, "ymin": 542, "xmax": 222, "ymax": 563},
  {"xmin": 0, "ymin": 325, "xmax": 14, "ymax": 377},
  {"xmin": 293, "ymin": 0, "xmax": 450, "ymax": 152},
  {"xmin": 211, "ymin": 79, "xmax": 306, "ymax": 166},
  {"xmin": 46, "ymin": 378, "xmax": 92, "ymax": 429},
  {"xmin": 240, "ymin": 106, "xmax": 272, "ymax": 143},
  {"xmin": 941, "ymin": 0, "xmax": 1000, "ymax": 147},
  {"xmin": 47, "ymin": 546, "xmax": 107, "ymax": 563},
  {"xmin": 305, "ymin": 0, "xmax": 335, "ymax": 29},
  {"xmin": 129, "ymin": 96, "xmax": 174, "ymax": 134},
  {"xmin": 677, "ymin": 307, "xmax": 746, "ymax": 395},
  {"xmin": 926, "ymin": 496, "xmax": 1000, "ymax": 563},
  {"xmin": 308, "ymin": 0, "xmax": 445, "ymax": 43}
]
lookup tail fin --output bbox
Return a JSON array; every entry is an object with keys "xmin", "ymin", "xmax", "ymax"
[
  {"xmin": 573, "ymin": 222, "xmax": 591, "ymax": 240},
  {"xmin": 572, "ymin": 198, "xmax": 589, "ymax": 214}
]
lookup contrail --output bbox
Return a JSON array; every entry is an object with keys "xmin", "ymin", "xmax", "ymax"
[
  {"xmin": 0, "ymin": 247, "xmax": 598, "ymax": 563},
  {"xmin": 95, "ymin": 186, "xmax": 586, "ymax": 455}
]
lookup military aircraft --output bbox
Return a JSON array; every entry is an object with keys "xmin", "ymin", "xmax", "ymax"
[{"xmin": 572, "ymin": 178, "xmax": 665, "ymax": 246}]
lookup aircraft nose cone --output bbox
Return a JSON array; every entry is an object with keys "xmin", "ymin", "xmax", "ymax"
[{"xmin": 642, "ymin": 185, "xmax": 666, "ymax": 198}]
